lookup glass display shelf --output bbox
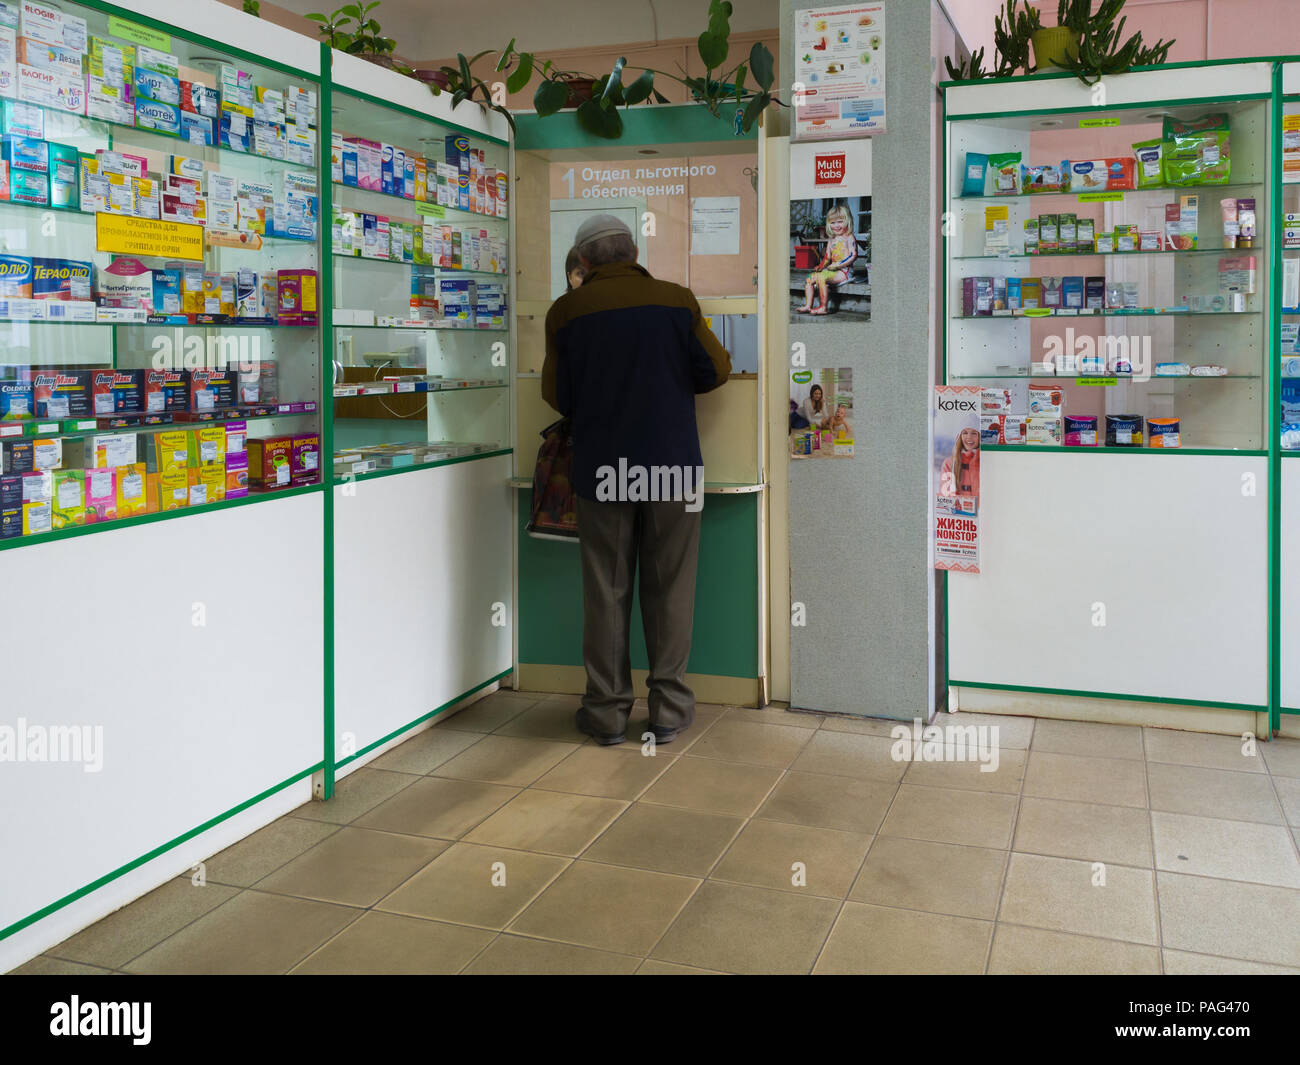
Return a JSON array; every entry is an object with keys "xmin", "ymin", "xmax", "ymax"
[
  {"xmin": 948, "ymin": 373, "xmax": 1261, "ymax": 381},
  {"xmin": 952, "ymin": 247, "xmax": 1257, "ymax": 261},
  {"xmin": 332, "ymin": 181, "xmax": 508, "ymax": 225},
  {"xmin": 952, "ymin": 309, "xmax": 1261, "ymax": 320},
  {"xmin": 952, "ymin": 181, "xmax": 1265, "ymax": 205}
]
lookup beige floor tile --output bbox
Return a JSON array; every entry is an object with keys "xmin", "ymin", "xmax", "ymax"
[
  {"xmin": 901, "ymin": 747, "xmax": 1025, "ymax": 794},
  {"xmin": 1143, "ymin": 728, "xmax": 1264, "ymax": 774},
  {"xmin": 493, "ymin": 696, "xmax": 589, "ymax": 742},
  {"xmin": 463, "ymin": 934, "xmax": 641, "ymax": 975},
  {"xmin": 1162, "ymin": 949, "xmax": 1300, "ymax": 975},
  {"xmin": 989, "ymin": 924, "xmax": 1160, "ymax": 974},
  {"xmin": 464, "ymin": 789, "xmax": 627, "ymax": 856},
  {"xmin": 650, "ymin": 881, "xmax": 839, "ymax": 974},
  {"xmin": 688, "ymin": 718, "xmax": 814, "ymax": 768},
  {"xmin": 293, "ymin": 768, "xmax": 422, "ymax": 824},
  {"xmin": 636, "ymin": 959, "xmax": 726, "ymax": 974},
  {"xmin": 354, "ymin": 776, "xmax": 519, "ymax": 840},
  {"xmin": 1157, "ymin": 871, "xmax": 1300, "ymax": 967},
  {"xmin": 711, "ymin": 820, "xmax": 872, "ymax": 898},
  {"xmin": 999, "ymin": 852, "xmax": 1158, "ymax": 945},
  {"xmin": 1275, "ymin": 777, "xmax": 1300, "ymax": 827},
  {"xmin": 1014, "ymin": 796, "xmax": 1153, "ymax": 867},
  {"xmin": 8, "ymin": 956, "xmax": 115, "ymax": 976},
  {"xmin": 755, "ymin": 771, "xmax": 897, "ymax": 835},
  {"xmin": 1023, "ymin": 751, "xmax": 1148, "ymax": 808},
  {"xmin": 850, "ymin": 837, "xmax": 1007, "ymax": 920},
  {"xmin": 1150, "ymin": 811, "xmax": 1300, "ymax": 887},
  {"xmin": 879, "ymin": 785, "xmax": 1019, "ymax": 849},
  {"xmin": 817, "ymin": 715, "xmax": 914, "ymax": 737},
  {"xmin": 255, "ymin": 827, "xmax": 447, "ymax": 907},
  {"xmin": 814, "ymin": 903, "xmax": 991, "ymax": 975},
  {"xmin": 123, "ymin": 891, "xmax": 360, "ymax": 974},
  {"xmin": 788, "ymin": 731, "xmax": 909, "ymax": 783},
  {"xmin": 724, "ymin": 705, "xmax": 823, "ymax": 729},
  {"xmin": 1148, "ymin": 762, "xmax": 1284, "ymax": 825},
  {"xmin": 1262, "ymin": 738, "xmax": 1300, "ymax": 779},
  {"xmin": 49, "ymin": 878, "xmax": 239, "ymax": 970},
  {"xmin": 1030, "ymin": 719, "xmax": 1145, "ymax": 761},
  {"xmin": 441, "ymin": 690, "xmax": 539, "ymax": 733},
  {"xmin": 377, "ymin": 842, "xmax": 569, "ymax": 929},
  {"xmin": 639, "ymin": 756, "xmax": 782, "ymax": 817},
  {"xmin": 581, "ymin": 803, "xmax": 743, "ymax": 876},
  {"xmin": 931, "ymin": 710, "xmax": 1035, "ymax": 750},
  {"xmin": 290, "ymin": 911, "xmax": 493, "ymax": 974},
  {"xmin": 433, "ymin": 735, "xmax": 579, "ymax": 787},
  {"xmin": 367, "ymin": 726, "xmax": 484, "ymax": 775},
  {"xmin": 508, "ymin": 861, "xmax": 698, "ymax": 955},
  {"xmin": 531, "ymin": 745, "xmax": 676, "ymax": 800},
  {"xmin": 202, "ymin": 817, "xmax": 341, "ymax": 888}
]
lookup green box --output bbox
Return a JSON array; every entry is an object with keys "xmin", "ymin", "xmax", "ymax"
[
  {"xmin": 1023, "ymin": 217, "xmax": 1039, "ymax": 255},
  {"xmin": 48, "ymin": 143, "xmax": 79, "ymax": 210}
]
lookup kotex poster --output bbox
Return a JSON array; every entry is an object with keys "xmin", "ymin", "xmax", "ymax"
[{"xmin": 933, "ymin": 385, "xmax": 980, "ymax": 573}]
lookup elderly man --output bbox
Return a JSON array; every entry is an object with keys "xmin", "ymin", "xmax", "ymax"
[{"xmin": 543, "ymin": 214, "xmax": 731, "ymax": 745}]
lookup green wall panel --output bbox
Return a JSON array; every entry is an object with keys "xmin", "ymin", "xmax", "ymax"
[{"xmin": 517, "ymin": 491, "xmax": 759, "ymax": 678}]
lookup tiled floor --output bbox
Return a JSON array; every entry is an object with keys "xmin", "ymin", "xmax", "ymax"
[{"xmin": 13, "ymin": 692, "xmax": 1300, "ymax": 975}]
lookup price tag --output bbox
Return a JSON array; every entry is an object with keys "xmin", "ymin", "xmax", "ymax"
[{"xmin": 1080, "ymin": 117, "xmax": 1120, "ymax": 128}]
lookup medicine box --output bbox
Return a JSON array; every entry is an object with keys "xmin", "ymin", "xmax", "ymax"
[{"xmin": 247, "ymin": 435, "xmax": 292, "ymax": 489}]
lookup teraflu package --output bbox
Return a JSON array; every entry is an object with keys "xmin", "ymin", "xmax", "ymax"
[{"xmin": 31, "ymin": 256, "xmax": 91, "ymax": 300}]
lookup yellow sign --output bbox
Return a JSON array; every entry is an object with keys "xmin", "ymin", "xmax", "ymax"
[{"xmin": 96, "ymin": 214, "xmax": 204, "ymax": 261}]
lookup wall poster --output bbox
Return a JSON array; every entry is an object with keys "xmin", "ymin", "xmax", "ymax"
[
  {"xmin": 934, "ymin": 385, "xmax": 981, "ymax": 572},
  {"xmin": 793, "ymin": 3, "xmax": 886, "ymax": 141},
  {"xmin": 790, "ymin": 367, "xmax": 855, "ymax": 458}
]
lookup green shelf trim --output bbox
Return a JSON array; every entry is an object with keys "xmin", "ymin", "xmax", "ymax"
[
  {"xmin": 321, "ymin": 44, "xmax": 337, "ymax": 802},
  {"xmin": 332, "ymin": 84, "xmax": 509, "ymax": 147},
  {"xmin": 950, "ymin": 679, "xmax": 1266, "ymax": 714},
  {"xmin": 1281, "ymin": 707, "xmax": 1300, "ymax": 716},
  {"xmin": 331, "ymin": 448, "xmax": 512, "ymax": 485},
  {"xmin": 332, "ymin": 182, "xmax": 509, "ymax": 225},
  {"xmin": 334, "ymin": 669, "xmax": 513, "ymax": 769},
  {"xmin": 954, "ymin": 311, "xmax": 1260, "ymax": 320},
  {"xmin": 513, "ymin": 103, "xmax": 757, "ymax": 151},
  {"xmin": 1270, "ymin": 63, "xmax": 1284, "ymax": 733},
  {"xmin": 0, "ymin": 759, "xmax": 323, "ymax": 943},
  {"xmin": 332, "ymin": 257, "xmax": 509, "ymax": 279},
  {"xmin": 952, "ymin": 248, "xmax": 1255, "ymax": 261},
  {"xmin": 940, "ymin": 55, "xmax": 1292, "ymax": 92},
  {"xmin": 0, "ymin": 482, "xmax": 323, "ymax": 553},
  {"xmin": 946, "ymin": 93, "xmax": 1271, "ymax": 125}
]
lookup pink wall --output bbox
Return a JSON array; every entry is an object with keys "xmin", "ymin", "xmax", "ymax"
[{"xmin": 945, "ymin": 0, "xmax": 1300, "ymax": 67}]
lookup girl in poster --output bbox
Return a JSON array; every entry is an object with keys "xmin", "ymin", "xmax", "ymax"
[
  {"xmin": 940, "ymin": 426, "xmax": 981, "ymax": 513},
  {"xmin": 797, "ymin": 203, "xmax": 857, "ymax": 315}
]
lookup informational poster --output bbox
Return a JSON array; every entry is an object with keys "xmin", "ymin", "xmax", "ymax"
[
  {"xmin": 933, "ymin": 386, "xmax": 981, "ymax": 572},
  {"xmin": 690, "ymin": 196, "xmax": 741, "ymax": 255},
  {"xmin": 790, "ymin": 367, "xmax": 854, "ymax": 458},
  {"xmin": 793, "ymin": 4, "xmax": 886, "ymax": 141}
]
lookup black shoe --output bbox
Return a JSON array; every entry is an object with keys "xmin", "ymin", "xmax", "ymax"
[
  {"xmin": 575, "ymin": 709, "xmax": 626, "ymax": 746},
  {"xmin": 649, "ymin": 724, "xmax": 681, "ymax": 744}
]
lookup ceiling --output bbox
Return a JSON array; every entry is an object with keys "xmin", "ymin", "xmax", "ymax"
[{"xmin": 272, "ymin": 0, "xmax": 780, "ymax": 59}]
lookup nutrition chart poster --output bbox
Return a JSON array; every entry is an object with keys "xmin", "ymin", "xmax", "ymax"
[{"xmin": 793, "ymin": 4, "xmax": 886, "ymax": 141}]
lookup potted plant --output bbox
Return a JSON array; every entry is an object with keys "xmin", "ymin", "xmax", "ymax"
[{"xmin": 306, "ymin": 3, "xmax": 400, "ymax": 69}]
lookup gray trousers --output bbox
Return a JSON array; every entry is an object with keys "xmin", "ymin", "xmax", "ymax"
[{"xmin": 576, "ymin": 496, "xmax": 702, "ymax": 734}]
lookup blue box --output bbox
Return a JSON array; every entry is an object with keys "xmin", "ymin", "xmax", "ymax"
[
  {"xmin": 136, "ymin": 97, "xmax": 181, "ymax": 137},
  {"xmin": 0, "ymin": 380, "xmax": 33, "ymax": 421},
  {"xmin": 403, "ymin": 154, "xmax": 415, "ymax": 198},
  {"xmin": 152, "ymin": 268, "xmax": 181, "ymax": 315},
  {"xmin": 180, "ymin": 112, "xmax": 216, "ymax": 146},
  {"xmin": 135, "ymin": 68, "xmax": 181, "ymax": 106},
  {"xmin": 0, "ymin": 100, "xmax": 44, "ymax": 139},
  {"xmin": 381, "ymin": 144, "xmax": 395, "ymax": 196},
  {"xmin": 0, "ymin": 474, "xmax": 21, "ymax": 538},
  {"xmin": 2, "ymin": 135, "xmax": 48, "ymax": 173}
]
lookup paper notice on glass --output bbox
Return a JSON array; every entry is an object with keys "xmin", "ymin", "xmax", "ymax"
[{"xmin": 690, "ymin": 196, "xmax": 741, "ymax": 256}]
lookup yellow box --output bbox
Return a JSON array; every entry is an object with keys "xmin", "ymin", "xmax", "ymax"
[
  {"xmin": 156, "ymin": 468, "xmax": 188, "ymax": 511},
  {"xmin": 22, "ymin": 499, "xmax": 52, "ymax": 535},
  {"xmin": 187, "ymin": 464, "xmax": 225, "ymax": 506},
  {"xmin": 187, "ymin": 426, "xmax": 225, "ymax": 467},
  {"xmin": 414, "ymin": 157, "xmax": 427, "ymax": 202},
  {"xmin": 115, "ymin": 462, "xmax": 147, "ymax": 517},
  {"xmin": 148, "ymin": 430, "xmax": 191, "ymax": 473}
]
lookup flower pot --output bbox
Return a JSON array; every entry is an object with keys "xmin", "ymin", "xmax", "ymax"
[
  {"xmin": 561, "ymin": 78, "xmax": 596, "ymax": 108},
  {"xmin": 359, "ymin": 53, "xmax": 398, "ymax": 70},
  {"xmin": 414, "ymin": 68, "xmax": 451, "ymax": 89},
  {"xmin": 1031, "ymin": 26, "xmax": 1079, "ymax": 70}
]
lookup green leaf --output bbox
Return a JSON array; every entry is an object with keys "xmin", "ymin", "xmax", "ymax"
[
  {"xmin": 698, "ymin": 30, "xmax": 728, "ymax": 70},
  {"xmin": 576, "ymin": 98, "xmax": 623, "ymax": 138},
  {"xmin": 749, "ymin": 42, "xmax": 774, "ymax": 90},
  {"xmin": 305, "ymin": 13, "xmax": 328, "ymax": 23},
  {"xmin": 534, "ymin": 78, "xmax": 570, "ymax": 117},
  {"xmin": 741, "ymin": 91, "xmax": 767, "ymax": 132},
  {"xmin": 733, "ymin": 63, "xmax": 747, "ymax": 100},
  {"xmin": 506, "ymin": 52, "xmax": 534, "ymax": 94},
  {"xmin": 452, "ymin": 89, "xmax": 467, "ymax": 107},
  {"xmin": 623, "ymin": 69, "xmax": 655, "ymax": 105},
  {"xmin": 341, "ymin": 4, "xmax": 362, "ymax": 20},
  {"xmin": 495, "ymin": 41, "xmax": 515, "ymax": 72},
  {"xmin": 602, "ymin": 56, "xmax": 626, "ymax": 106},
  {"xmin": 458, "ymin": 52, "xmax": 473, "ymax": 87},
  {"xmin": 651, "ymin": 89, "xmax": 669, "ymax": 104}
]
